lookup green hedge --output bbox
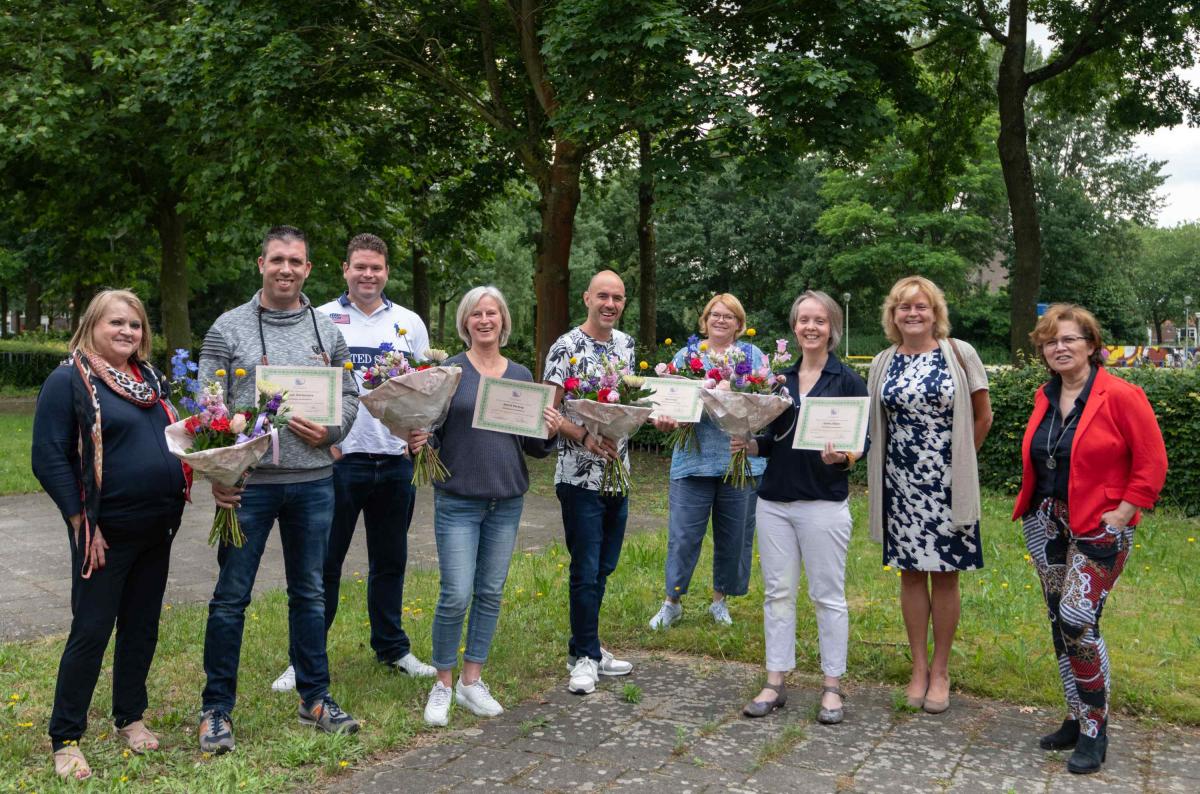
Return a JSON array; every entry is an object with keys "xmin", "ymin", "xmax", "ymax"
[
  {"xmin": 982, "ymin": 365, "xmax": 1200, "ymax": 515},
  {"xmin": 632, "ymin": 364, "xmax": 1200, "ymax": 516}
]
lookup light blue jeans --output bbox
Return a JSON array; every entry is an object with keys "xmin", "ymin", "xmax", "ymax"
[
  {"xmin": 665, "ymin": 475, "xmax": 758, "ymax": 599},
  {"xmin": 431, "ymin": 490, "xmax": 524, "ymax": 670}
]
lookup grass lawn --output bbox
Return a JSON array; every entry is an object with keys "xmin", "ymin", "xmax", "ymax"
[
  {"xmin": 2, "ymin": 453, "xmax": 1199, "ymax": 790},
  {"xmin": 0, "ymin": 412, "xmax": 38, "ymax": 495}
]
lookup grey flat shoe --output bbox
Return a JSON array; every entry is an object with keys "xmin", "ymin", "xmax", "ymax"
[
  {"xmin": 817, "ymin": 686, "xmax": 845, "ymax": 725},
  {"xmin": 743, "ymin": 682, "xmax": 786, "ymax": 718}
]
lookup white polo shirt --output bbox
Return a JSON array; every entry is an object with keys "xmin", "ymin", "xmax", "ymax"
[{"xmin": 318, "ymin": 293, "xmax": 431, "ymax": 456}]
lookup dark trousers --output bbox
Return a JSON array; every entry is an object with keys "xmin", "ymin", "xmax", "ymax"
[
  {"xmin": 49, "ymin": 519, "xmax": 176, "ymax": 747},
  {"xmin": 203, "ymin": 479, "xmax": 334, "ymax": 711},
  {"xmin": 1023, "ymin": 497, "xmax": 1132, "ymax": 739},
  {"xmin": 556, "ymin": 482, "xmax": 628, "ymax": 661},
  {"xmin": 321, "ymin": 453, "xmax": 416, "ymax": 662}
]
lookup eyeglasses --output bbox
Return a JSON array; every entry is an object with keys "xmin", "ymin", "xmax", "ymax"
[
  {"xmin": 1042, "ymin": 335, "xmax": 1088, "ymax": 349},
  {"xmin": 708, "ymin": 312, "xmax": 738, "ymax": 322}
]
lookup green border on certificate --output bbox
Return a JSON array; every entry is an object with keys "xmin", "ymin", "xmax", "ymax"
[
  {"xmin": 472, "ymin": 376, "xmax": 554, "ymax": 439},
  {"xmin": 256, "ymin": 365, "xmax": 342, "ymax": 426},
  {"xmin": 792, "ymin": 396, "xmax": 869, "ymax": 452},
  {"xmin": 643, "ymin": 377, "xmax": 704, "ymax": 423}
]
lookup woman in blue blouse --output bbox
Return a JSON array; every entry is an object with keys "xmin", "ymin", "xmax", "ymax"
[{"xmin": 648, "ymin": 293, "xmax": 767, "ymax": 629}]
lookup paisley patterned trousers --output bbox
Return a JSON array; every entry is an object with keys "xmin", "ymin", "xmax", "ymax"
[{"xmin": 1022, "ymin": 498, "xmax": 1132, "ymax": 738}]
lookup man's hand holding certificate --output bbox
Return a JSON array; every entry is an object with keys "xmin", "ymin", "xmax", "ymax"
[
  {"xmin": 643, "ymin": 377, "xmax": 703, "ymax": 423},
  {"xmin": 792, "ymin": 396, "xmax": 869, "ymax": 453},
  {"xmin": 257, "ymin": 365, "xmax": 342, "ymax": 426}
]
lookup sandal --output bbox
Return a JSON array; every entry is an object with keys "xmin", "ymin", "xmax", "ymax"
[
  {"xmin": 53, "ymin": 745, "xmax": 92, "ymax": 780},
  {"xmin": 117, "ymin": 720, "xmax": 160, "ymax": 753},
  {"xmin": 742, "ymin": 682, "xmax": 787, "ymax": 718},
  {"xmin": 817, "ymin": 686, "xmax": 845, "ymax": 725}
]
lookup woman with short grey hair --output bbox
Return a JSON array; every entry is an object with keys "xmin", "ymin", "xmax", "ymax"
[
  {"xmin": 408, "ymin": 285, "xmax": 563, "ymax": 727},
  {"xmin": 737, "ymin": 290, "xmax": 865, "ymax": 724}
]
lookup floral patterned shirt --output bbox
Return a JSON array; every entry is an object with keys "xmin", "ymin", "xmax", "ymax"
[{"xmin": 543, "ymin": 326, "xmax": 636, "ymax": 492}]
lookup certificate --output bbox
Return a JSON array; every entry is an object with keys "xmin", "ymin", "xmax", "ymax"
[
  {"xmin": 256, "ymin": 365, "xmax": 343, "ymax": 426},
  {"xmin": 643, "ymin": 377, "xmax": 704, "ymax": 423},
  {"xmin": 792, "ymin": 396, "xmax": 869, "ymax": 452},
  {"xmin": 472, "ymin": 376, "xmax": 555, "ymax": 439}
]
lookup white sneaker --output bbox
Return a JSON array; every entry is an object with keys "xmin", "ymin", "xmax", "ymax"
[
  {"xmin": 455, "ymin": 678, "xmax": 504, "ymax": 717},
  {"xmin": 649, "ymin": 600, "xmax": 683, "ymax": 630},
  {"xmin": 424, "ymin": 682, "xmax": 453, "ymax": 726},
  {"xmin": 568, "ymin": 658, "xmax": 599, "ymax": 695},
  {"xmin": 388, "ymin": 653, "xmax": 437, "ymax": 677},
  {"xmin": 709, "ymin": 599, "xmax": 733, "ymax": 626},
  {"xmin": 271, "ymin": 665, "xmax": 296, "ymax": 692},
  {"xmin": 566, "ymin": 647, "xmax": 633, "ymax": 676}
]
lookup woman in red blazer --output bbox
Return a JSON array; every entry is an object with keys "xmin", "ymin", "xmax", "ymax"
[{"xmin": 1013, "ymin": 304, "xmax": 1167, "ymax": 776}]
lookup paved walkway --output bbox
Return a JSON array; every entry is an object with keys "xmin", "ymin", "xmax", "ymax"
[
  {"xmin": 0, "ymin": 489, "xmax": 659, "ymax": 641},
  {"xmin": 331, "ymin": 653, "xmax": 1199, "ymax": 793}
]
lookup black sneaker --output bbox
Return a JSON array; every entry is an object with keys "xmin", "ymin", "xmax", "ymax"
[
  {"xmin": 298, "ymin": 696, "xmax": 360, "ymax": 734},
  {"xmin": 198, "ymin": 709, "xmax": 235, "ymax": 754}
]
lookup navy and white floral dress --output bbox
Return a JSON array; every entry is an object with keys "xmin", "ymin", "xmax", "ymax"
[{"xmin": 881, "ymin": 349, "xmax": 983, "ymax": 572}]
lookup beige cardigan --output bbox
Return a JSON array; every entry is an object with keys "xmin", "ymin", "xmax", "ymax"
[{"xmin": 866, "ymin": 338, "xmax": 988, "ymax": 543}]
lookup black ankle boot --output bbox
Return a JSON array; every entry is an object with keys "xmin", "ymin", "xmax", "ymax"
[
  {"xmin": 1067, "ymin": 731, "xmax": 1107, "ymax": 774},
  {"xmin": 1039, "ymin": 718, "xmax": 1080, "ymax": 750}
]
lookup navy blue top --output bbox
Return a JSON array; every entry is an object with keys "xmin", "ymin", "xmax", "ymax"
[
  {"xmin": 1031, "ymin": 366, "xmax": 1097, "ymax": 501},
  {"xmin": 32, "ymin": 365, "xmax": 187, "ymax": 529},
  {"xmin": 753, "ymin": 354, "xmax": 868, "ymax": 503}
]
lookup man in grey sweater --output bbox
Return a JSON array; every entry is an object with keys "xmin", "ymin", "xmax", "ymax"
[{"xmin": 197, "ymin": 226, "xmax": 361, "ymax": 754}]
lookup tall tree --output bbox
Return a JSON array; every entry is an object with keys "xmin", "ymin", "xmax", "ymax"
[
  {"xmin": 364, "ymin": 0, "xmax": 931, "ymax": 365},
  {"xmin": 960, "ymin": 1, "xmax": 1200, "ymax": 358}
]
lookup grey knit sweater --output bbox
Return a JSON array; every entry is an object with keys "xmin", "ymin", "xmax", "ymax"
[{"xmin": 199, "ymin": 290, "xmax": 359, "ymax": 484}]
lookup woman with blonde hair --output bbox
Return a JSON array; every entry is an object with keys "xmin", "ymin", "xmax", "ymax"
[
  {"xmin": 866, "ymin": 276, "xmax": 992, "ymax": 714},
  {"xmin": 32, "ymin": 290, "xmax": 189, "ymax": 779},
  {"xmin": 648, "ymin": 293, "xmax": 768, "ymax": 630}
]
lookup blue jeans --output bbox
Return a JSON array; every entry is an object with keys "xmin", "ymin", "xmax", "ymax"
[
  {"xmin": 556, "ymin": 482, "xmax": 628, "ymax": 661},
  {"xmin": 430, "ymin": 491, "xmax": 524, "ymax": 669},
  {"xmin": 665, "ymin": 475, "xmax": 758, "ymax": 598},
  {"xmin": 202, "ymin": 478, "xmax": 334, "ymax": 711},
  {"xmin": 322, "ymin": 453, "xmax": 416, "ymax": 663}
]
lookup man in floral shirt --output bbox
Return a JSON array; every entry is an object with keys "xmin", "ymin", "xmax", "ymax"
[{"xmin": 543, "ymin": 270, "xmax": 640, "ymax": 695}]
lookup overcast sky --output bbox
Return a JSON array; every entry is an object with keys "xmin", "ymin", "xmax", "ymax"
[{"xmin": 1028, "ymin": 24, "xmax": 1198, "ymax": 227}]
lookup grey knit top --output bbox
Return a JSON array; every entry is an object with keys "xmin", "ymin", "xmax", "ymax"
[
  {"xmin": 199, "ymin": 290, "xmax": 359, "ymax": 484},
  {"xmin": 433, "ymin": 353, "xmax": 554, "ymax": 499}
]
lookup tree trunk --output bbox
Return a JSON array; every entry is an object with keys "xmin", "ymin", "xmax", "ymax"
[
  {"xmin": 24, "ymin": 268, "xmax": 41, "ymax": 333},
  {"xmin": 412, "ymin": 239, "xmax": 431, "ymax": 329},
  {"xmin": 71, "ymin": 281, "xmax": 87, "ymax": 331},
  {"xmin": 1, "ymin": 286, "xmax": 8, "ymax": 338},
  {"xmin": 437, "ymin": 297, "xmax": 450, "ymax": 343},
  {"xmin": 637, "ymin": 129, "xmax": 657, "ymax": 353},
  {"xmin": 533, "ymin": 139, "xmax": 586, "ymax": 372},
  {"xmin": 156, "ymin": 194, "xmax": 191, "ymax": 355},
  {"xmin": 996, "ymin": 3, "xmax": 1041, "ymax": 363}
]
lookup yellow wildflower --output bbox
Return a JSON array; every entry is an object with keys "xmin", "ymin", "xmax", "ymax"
[
  {"xmin": 699, "ymin": 342, "xmax": 708, "ymax": 352},
  {"xmin": 882, "ymin": 565, "xmax": 892, "ymax": 572},
  {"xmin": 1001, "ymin": 582, "xmax": 1009, "ymax": 588},
  {"xmin": 343, "ymin": 361, "xmax": 353, "ymax": 370},
  {"xmin": 1189, "ymin": 537, "xmax": 1196, "ymax": 543},
  {"xmin": 664, "ymin": 338, "xmax": 673, "ymax": 345},
  {"xmin": 397, "ymin": 328, "xmax": 408, "ymax": 335},
  {"xmin": 639, "ymin": 361, "xmax": 649, "ymax": 370},
  {"xmin": 536, "ymin": 592, "xmax": 544, "ymax": 597},
  {"xmin": 747, "ymin": 328, "xmax": 757, "ymax": 337},
  {"xmin": 339, "ymin": 761, "xmax": 349, "ymax": 769},
  {"xmin": 215, "ymin": 369, "xmax": 227, "ymax": 377},
  {"xmin": 234, "ymin": 368, "xmax": 247, "ymax": 377}
]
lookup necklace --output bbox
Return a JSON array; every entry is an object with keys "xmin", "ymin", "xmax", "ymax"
[{"xmin": 1044, "ymin": 406, "xmax": 1080, "ymax": 470}]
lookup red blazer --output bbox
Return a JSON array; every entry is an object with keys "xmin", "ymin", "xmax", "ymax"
[{"xmin": 1013, "ymin": 366, "xmax": 1167, "ymax": 532}]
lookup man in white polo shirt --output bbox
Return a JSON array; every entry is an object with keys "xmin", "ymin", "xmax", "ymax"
[{"xmin": 272, "ymin": 233, "xmax": 435, "ymax": 691}]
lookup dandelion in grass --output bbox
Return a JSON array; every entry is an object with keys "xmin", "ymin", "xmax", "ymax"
[
  {"xmin": 339, "ymin": 761, "xmax": 350, "ymax": 769},
  {"xmin": 883, "ymin": 565, "xmax": 892, "ymax": 571}
]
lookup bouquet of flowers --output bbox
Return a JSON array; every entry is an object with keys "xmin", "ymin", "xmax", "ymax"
[
  {"xmin": 358, "ymin": 345, "xmax": 462, "ymax": 486},
  {"xmin": 164, "ymin": 353, "xmax": 290, "ymax": 547},
  {"xmin": 698, "ymin": 347, "xmax": 791, "ymax": 488},
  {"xmin": 563, "ymin": 356, "xmax": 654, "ymax": 495},
  {"xmin": 652, "ymin": 335, "xmax": 707, "ymax": 453}
]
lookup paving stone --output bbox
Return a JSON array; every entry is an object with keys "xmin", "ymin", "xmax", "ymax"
[
  {"xmin": 845, "ymin": 761, "xmax": 955, "ymax": 793},
  {"xmin": 512, "ymin": 756, "xmax": 626, "ymax": 790},
  {"xmin": 742, "ymin": 763, "xmax": 844, "ymax": 793},
  {"xmin": 945, "ymin": 768, "xmax": 1048, "ymax": 793},
  {"xmin": 1147, "ymin": 775, "xmax": 1200, "ymax": 793},
  {"xmin": 578, "ymin": 717, "xmax": 689, "ymax": 773},
  {"xmin": 439, "ymin": 746, "xmax": 542, "ymax": 784},
  {"xmin": 326, "ymin": 766, "xmax": 464, "ymax": 793},
  {"xmin": 611, "ymin": 769, "xmax": 712, "ymax": 793},
  {"xmin": 1146, "ymin": 727, "xmax": 1200, "ymax": 780}
]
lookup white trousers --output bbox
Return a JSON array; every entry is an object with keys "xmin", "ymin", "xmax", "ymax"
[{"xmin": 757, "ymin": 497, "xmax": 852, "ymax": 677}]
